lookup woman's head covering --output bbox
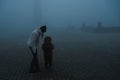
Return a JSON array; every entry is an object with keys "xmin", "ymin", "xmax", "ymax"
[{"xmin": 40, "ymin": 25, "xmax": 47, "ymax": 33}]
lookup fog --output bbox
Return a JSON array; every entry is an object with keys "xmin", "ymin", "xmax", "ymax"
[
  {"xmin": 0, "ymin": 0, "xmax": 120, "ymax": 35},
  {"xmin": 0, "ymin": 0, "xmax": 120, "ymax": 79},
  {"xmin": 0, "ymin": 0, "xmax": 120, "ymax": 55}
]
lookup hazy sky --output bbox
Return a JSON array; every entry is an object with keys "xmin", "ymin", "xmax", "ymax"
[
  {"xmin": 40, "ymin": 0, "xmax": 120, "ymax": 26},
  {"xmin": 0, "ymin": 0, "xmax": 120, "ymax": 31}
]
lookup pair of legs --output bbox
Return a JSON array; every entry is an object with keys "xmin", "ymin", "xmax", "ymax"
[
  {"xmin": 44, "ymin": 53, "xmax": 53, "ymax": 68},
  {"xmin": 29, "ymin": 47, "xmax": 40, "ymax": 73}
]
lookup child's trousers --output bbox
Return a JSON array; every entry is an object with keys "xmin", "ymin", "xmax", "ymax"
[{"xmin": 44, "ymin": 53, "xmax": 53, "ymax": 66}]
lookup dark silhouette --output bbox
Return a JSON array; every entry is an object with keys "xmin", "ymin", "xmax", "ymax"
[
  {"xmin": 97, "ymin": 22, "xmax": 103, "ymax": 29},
  {"xmin": 81, "ymin": 23, "xmax": 86, "ymax": 29},
  {"xmin": 29, "ymin": 51, "xmax": 40, "ymax": 73},
  {"xmin": 27, "ymin": 25, "xmax": 47, "ymax": 73},
  {"xmin": 42, "ymin": 36, "xmax": 54, "ymax": 68}
]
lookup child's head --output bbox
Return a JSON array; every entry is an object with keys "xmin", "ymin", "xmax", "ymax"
[{"xmin": 44, "ymin": 36, "xmax": 52, "ymax": 44}]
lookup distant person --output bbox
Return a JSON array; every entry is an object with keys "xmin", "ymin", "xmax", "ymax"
[
  {"xmin": 42, "ymin": 36, "xmax": 54, "ymax": 68},
  {"xmin": 81, "ymin": 23, "xmax": 86, "ymax": 29},
  {"xmin": 97, "ymin": 22, "xmax": 102, "ymax": 28},
  {"xmin": 27, "ymin": 25, "xmax": 47, "ymax": 73}
]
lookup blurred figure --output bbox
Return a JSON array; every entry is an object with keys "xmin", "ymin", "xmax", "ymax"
[
  {"xmin": 27, "ymin": 25, "xmax": 47, "ymax": 73},
  {"xmin": 82, "ymin": 23, "xmax": 86, "ymax": 28},
  {"xmin": 42, "ymin": 36, "xmax": 54, "ymax": 68},
  {"xmin": 81, "ymin": 23, "xmax": 86, "ymax": 29},
  {"xmin": 97, "ymin": 22, "xmax": 102, "ymax": 29}
]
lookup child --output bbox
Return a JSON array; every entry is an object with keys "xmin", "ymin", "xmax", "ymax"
[{"xmin": 42, "ymin": 36, "xmax": 54, "ymax": 68}]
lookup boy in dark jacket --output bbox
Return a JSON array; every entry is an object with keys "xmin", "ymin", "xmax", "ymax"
[{"xmin": 42, "ymin": 36, "xmax": 54, "ymax": 68}]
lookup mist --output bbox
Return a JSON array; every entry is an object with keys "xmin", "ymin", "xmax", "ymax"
[
  {"xmin": 41, "ymin": 0, "xmax": 120, "ymax": 27},
  {"xmin": 0, "ymin": 0, "xmax": 120, "ymax": 34},
  {"xmin": 0, "ymin": 0, "xmax": 120, "ymax": 79}
]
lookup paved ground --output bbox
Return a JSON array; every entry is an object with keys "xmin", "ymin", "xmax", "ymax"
[{"xmin": 0, "ymin": 31, "xmax": 120, "ymax": 80}]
